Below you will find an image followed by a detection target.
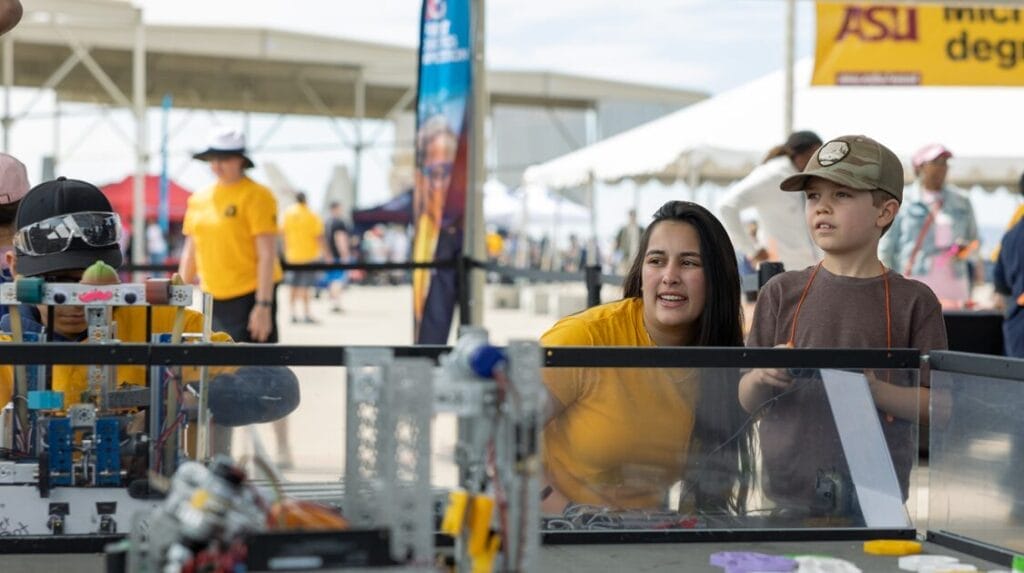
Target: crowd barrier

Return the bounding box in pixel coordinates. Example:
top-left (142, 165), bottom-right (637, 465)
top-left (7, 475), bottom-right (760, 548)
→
top-left (126, 258), bottom-right (1009, 357)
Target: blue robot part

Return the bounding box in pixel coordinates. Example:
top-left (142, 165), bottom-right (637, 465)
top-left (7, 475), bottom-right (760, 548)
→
top-left (27, 391), bottom-right (64, 410)
top-left (95, 418), bottom-right (121, 486)
top-left (47, 417), bottom-right (73, 486)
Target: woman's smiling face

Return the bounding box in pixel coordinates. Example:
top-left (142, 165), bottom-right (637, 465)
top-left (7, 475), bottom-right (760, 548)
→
top-left (641, 220), bottom-right (706, 347)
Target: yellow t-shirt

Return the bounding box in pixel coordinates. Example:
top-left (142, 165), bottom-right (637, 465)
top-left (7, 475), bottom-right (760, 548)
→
top-left (541, 297), bottom-right (699, 509)
top-left (485, 232), bottom-right (504, 258)
top-left (183, 177), bottom-right (284, 299)
top-left (281, 203), bottom-right (324, 264)
top-left (0, 306), bottom-right (232, 409)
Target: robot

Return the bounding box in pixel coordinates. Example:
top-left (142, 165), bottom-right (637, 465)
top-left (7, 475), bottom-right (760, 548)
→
top-left (0, 265), bottom-right (206, 536)
top-left (344, 328), bottom-right (544, 572)
top-left (121, 328), bottom-right (544, 572)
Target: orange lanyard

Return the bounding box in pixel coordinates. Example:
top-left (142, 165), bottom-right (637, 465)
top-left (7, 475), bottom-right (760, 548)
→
top-left (787, 261), bottom-right (892, 349)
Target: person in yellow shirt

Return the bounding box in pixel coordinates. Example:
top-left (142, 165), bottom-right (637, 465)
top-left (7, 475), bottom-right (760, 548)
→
top-left (0, 177), bottom-right (299, 429)
top-left (179, 128), bottom-right (283, 343)
top-left (281, 192), bottom-right (325, 324)
top-left (541, 201), bottom-right (754, 516)
top-left (485, 226), bottom-right (504, 262)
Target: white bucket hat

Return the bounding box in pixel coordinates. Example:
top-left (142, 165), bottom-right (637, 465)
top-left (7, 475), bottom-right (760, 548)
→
top-left (192, 127), bottom-right (255, 169)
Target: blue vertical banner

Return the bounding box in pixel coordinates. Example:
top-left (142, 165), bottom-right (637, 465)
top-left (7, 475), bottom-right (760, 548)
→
top-left (412, 0), bottom-right (472, 344)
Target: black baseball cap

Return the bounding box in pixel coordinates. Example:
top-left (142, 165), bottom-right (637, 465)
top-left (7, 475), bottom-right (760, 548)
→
top-left (13, 177), bottom-right (123, 277)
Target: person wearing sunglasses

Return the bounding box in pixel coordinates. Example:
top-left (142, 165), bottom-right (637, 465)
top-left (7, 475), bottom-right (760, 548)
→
top-left (411, 114), bottom-right (459, 343)
top-left (0, 177), bottom-right (299, 432)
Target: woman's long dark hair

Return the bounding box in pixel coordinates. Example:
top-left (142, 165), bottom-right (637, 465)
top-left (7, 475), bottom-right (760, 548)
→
top-left (763, 131), bottom-right (823, 165)
top-left (622, 201), bottom-right (743, 348)
top-left (622, 200), bottom-right (755, 514)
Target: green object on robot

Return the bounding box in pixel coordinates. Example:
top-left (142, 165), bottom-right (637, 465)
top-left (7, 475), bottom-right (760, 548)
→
top-left (81, 260), bottom-right (120, 285)
top-left (15, 276), bottom-right (44, 303)
top-left (1012, 554), bottom-right (1024, 571)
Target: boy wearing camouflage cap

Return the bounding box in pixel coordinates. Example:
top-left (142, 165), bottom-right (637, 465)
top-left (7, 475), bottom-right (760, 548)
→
top-left (738, 135), bottom-right (948, 515)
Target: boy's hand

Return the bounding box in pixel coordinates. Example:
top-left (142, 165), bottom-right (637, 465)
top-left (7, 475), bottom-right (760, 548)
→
top-left (739, 343), bottom-right (796, 413)
top-left (751, 343), bottom-right (795, 389)
top-left (752, 367), bottom-right (793, 390)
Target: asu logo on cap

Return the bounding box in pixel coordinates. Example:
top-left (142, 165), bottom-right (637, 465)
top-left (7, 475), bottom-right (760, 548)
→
top-left (816, 141), bottom-right (850, 166)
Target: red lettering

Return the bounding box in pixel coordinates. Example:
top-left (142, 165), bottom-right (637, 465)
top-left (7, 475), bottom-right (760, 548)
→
top-left (893, 7), bottom-right (917, 40)
top-left (836, 6), bottom-right (867, 42)
top-left (835, 5), bottom-right (918, 43)
top-left (863, 7), bottom-right (891, 40)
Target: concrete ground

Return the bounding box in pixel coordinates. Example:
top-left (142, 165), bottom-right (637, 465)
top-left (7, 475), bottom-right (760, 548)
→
top-left (239, 282), bottom-right (582, 484)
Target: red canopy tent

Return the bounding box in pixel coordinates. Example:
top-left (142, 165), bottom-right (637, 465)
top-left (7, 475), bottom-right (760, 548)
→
top-left (99, 175), bottom-right (192, 225)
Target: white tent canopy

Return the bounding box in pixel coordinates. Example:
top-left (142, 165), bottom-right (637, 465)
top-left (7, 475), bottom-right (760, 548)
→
top-left (484, 179), bottom-right (590, 230)
top-left (524, 60), bottom-right (1024, 191)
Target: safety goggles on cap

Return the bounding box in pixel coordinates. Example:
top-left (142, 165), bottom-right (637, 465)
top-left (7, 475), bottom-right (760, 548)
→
top-left (13, 211), bottom-right (122, 256)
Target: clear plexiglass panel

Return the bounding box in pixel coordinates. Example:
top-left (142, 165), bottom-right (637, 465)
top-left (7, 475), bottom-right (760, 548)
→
top-left (928, 368), bottom-right (1024, 552)
top-left (541, 365), bottom-right (920, 532)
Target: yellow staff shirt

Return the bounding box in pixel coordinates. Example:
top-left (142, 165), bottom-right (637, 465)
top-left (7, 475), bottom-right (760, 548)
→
top-left (541, 297), bottom-right (699, 509)
top-left (183, 177), bottom-right (284, 299)
top-left (281, 203), bottom-right (324, 264)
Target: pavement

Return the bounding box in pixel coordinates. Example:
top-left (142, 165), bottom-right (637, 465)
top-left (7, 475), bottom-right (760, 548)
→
top-left (235, 282), bottom-right (582, 485)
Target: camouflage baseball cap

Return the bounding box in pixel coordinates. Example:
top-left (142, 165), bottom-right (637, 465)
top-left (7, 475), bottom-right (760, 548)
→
top-left (779, 134), bottom-right (904, 203)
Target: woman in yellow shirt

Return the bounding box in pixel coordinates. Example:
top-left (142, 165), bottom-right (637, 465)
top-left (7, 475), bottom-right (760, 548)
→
top-left (541, 201), bottom-right (754, 515)
top-left (180, 128), bottom-right (283, 343)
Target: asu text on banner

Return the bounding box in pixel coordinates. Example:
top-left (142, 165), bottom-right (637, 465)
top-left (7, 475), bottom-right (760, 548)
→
top-left (813, 2), bottom-right (1024, 86)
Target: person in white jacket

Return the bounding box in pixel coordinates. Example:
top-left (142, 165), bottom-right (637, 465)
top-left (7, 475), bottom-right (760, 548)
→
top-left (718, 131), bottom-right (823, 272)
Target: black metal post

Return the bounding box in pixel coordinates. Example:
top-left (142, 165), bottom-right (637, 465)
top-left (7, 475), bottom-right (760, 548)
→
top-left (457, 255), bottom-right (472, 326)
top-left (585, 264), bottom-right (602, 308)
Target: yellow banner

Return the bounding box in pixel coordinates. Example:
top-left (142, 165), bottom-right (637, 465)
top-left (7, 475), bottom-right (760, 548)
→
top-left (813, 2), bottom-right (1024, 86)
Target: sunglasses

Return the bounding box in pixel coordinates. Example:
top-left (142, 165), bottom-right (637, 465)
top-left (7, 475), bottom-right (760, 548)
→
top-left (14, 211), bottom-right (122, 257)
top-left (421, 162), bottom-right (453, 181)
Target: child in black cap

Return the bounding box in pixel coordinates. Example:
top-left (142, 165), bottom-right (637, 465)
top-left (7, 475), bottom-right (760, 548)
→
top-left (0, 177), bottom-right (299, 428)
